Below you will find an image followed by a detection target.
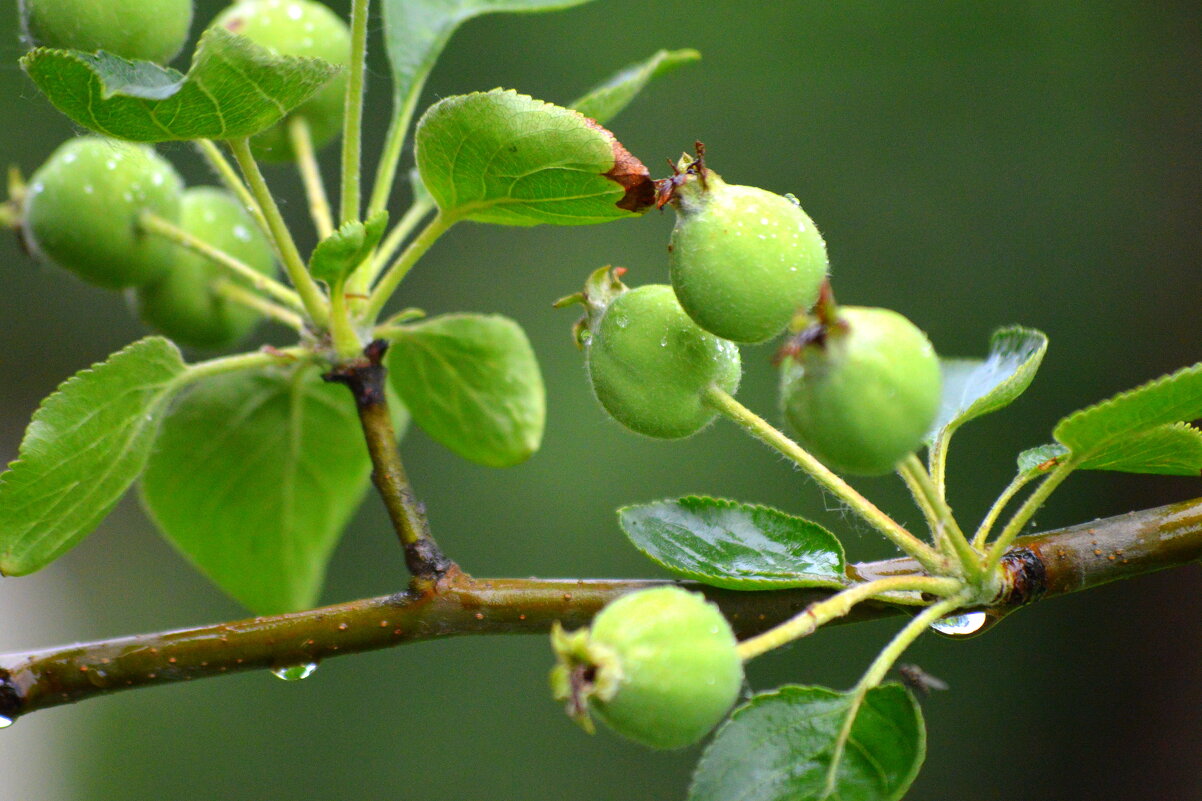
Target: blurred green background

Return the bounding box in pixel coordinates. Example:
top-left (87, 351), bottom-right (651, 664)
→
top-left (1, 1), bottom-right (1200, 798)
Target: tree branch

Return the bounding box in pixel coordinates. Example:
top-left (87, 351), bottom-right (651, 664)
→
top-left (2, 497), bottom-right (1200, 724)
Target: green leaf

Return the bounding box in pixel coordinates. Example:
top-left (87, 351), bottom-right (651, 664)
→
top-left (570, 49), bottom-right (701, 124)
top-left (1016, 443), bottom-right (1070, 476)
top-left (415, 89), bottom-right (655, 226)
top-left (690, 685), bottom-right (925, 801)
top-left (617, 497), bottom-right (847, 590)
top-left (928, 326), bottom-right (1047, 442)
top-left (140, 365), bottom-right (406, 614)
top-left (1054, 362), bottom-right (1202, 471)
top-left (21, 27), bottom-right (340, 142)
top-left (309, 210), bottom-right (389, 285)
top-left (0, 337), bottom-right (186, 575)
top-left (386, 314), bottom-right (544, 467)
top-left (381, 0), bottom-right (598, 135)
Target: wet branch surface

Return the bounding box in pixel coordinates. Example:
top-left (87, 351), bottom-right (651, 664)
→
top-left (2, 497), bottom-right (1201, 723)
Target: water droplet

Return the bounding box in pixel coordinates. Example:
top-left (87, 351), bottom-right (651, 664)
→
top-left (930, 611), bottom-right (987, 637)
top-left (0, 715), bottom-right (12, 729)
top-left (783, 193), bottom-right (801, 206)
top-left (271, 662), bottom-right (318, 682)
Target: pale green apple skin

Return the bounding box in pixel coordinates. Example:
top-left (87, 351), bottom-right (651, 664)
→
top-left (212, 0), bottom-right (350, 161)
top-left (587, 587), bottom-right (743, 750)
top-left (780, 306), bottom-right (941, 476)
top-left (136, 188), bottom-right (277, 349)
top-left (670, 178), bottom-right (829, 344)
top-left (21, 0), bottom-right (193, 64)
top-left (587, 284), bottom-right (741, 439)
top-left (24, 137), bottom-right (184, 289)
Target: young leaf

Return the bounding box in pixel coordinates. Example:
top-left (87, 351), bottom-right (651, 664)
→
top-left (690, 685), bottom-right (925, 801)
top-left (309, 210), bottom-right (389, 285)
top-left (928, 326), bottom-right (1047, 442)
top-left (0, 337), bottom-right (186, 576)
top-left (386, 314), bottom-right (545, 467)
top-left (21, 27), bottom-right (340, 142)
top-left (617, 497), bottom-right (847, 590)
top-left (415, 89), bottom-right (655, 225)
top-left (1054, 363), bottom-right (1202, 470)
top-left (1016, 443), bottom-right (1069, 476)
top-left (140, 365), bottom-right (406, 614)
top-left (570, 49), bottom-right (701, 124)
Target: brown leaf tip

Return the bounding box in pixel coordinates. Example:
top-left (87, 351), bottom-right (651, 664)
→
top-left (580, 117), bottom-right (656, 213)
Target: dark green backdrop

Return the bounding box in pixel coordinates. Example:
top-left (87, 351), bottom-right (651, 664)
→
top-left (0, 1), bottom-right (1199, 799)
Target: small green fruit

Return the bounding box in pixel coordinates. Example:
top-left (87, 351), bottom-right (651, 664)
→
top-left (779, 306), bottom-right (941, 475)
top-left (24, 136), bottom-right (184, 289)
top-left (211, 0), bottom-right (351, 161)
top-left (582, 276), bottom-right (741, 439)
top-left (135, 187), bottom-right (277, 349)
top-left (667, 161), bottom-right (829, 344)
top-left (550, 586), bottom-right (744, 750)
top-left (21, 0), bottom-right (193, 64)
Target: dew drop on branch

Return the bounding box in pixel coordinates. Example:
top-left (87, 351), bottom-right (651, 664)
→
top-left (271, 663), bottom-right (318, 682)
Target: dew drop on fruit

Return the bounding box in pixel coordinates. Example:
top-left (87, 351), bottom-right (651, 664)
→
top-left (783, 193), bottom-right (801, 206)
top-left (271, 662), bottom-right (318, 682)
top-left (929, 611), bottom-right (986, 637)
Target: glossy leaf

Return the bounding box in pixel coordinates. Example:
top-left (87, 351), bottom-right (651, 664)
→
top-left (386, 313), bottom-right (544, 467)
top-left (415, 89), bottom-right (654, 225)
top-left (690, 684), bottom-right (925, 801)
top-left (571, 49), bottom-right (701, 124)
top-left (618, 497), bottom-right (846, 590)
top-left (928, 326), bottom-right (1047, 442)
top-left (1074, 423), bottom-right (1202, 475)
top-left (309, 210), bottom-right (388, 285)
top-left (0, 337), bottom-right (186, 575)
top-left (21, 27), bottom-right (340, 142)
top-left (140, 365), bottom-right (406, 613)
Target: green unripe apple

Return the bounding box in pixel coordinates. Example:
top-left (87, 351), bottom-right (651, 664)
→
top-left (211, 0), bottom-right (351, 161)
top-left (668, 166), bottom-right (829, 344)
top-left (23, 136), bottom-right (184, 289)
top-left (586, 282), bottom-right (741, 439)
top-left (550, 586), bottom-right (744, 750)
top-left (20, 0), bottom-right (193, 64)
top-left (135, 187), bottom-right (277, 349)
top-left (779, 306), bottom-right (941, 476)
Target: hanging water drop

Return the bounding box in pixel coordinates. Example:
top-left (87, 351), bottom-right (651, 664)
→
top-left (930, 611), bottom-right (987, 637)
top-left (783, 192), bottom-right (801, 206)
top-left (0, 715), bottom-right (13, 729)
top-left (271, 662), bottom-right (318, 682)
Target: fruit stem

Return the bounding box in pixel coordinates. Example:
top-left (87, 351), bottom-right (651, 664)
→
top-left (823, 590), bottom-right (971, 797)
top-left (703, 386), bottom-right (946, 575)
top-left (228, 138), bottom-right (330, 327)
top-left (972, 469), bottom-right (1040, 548)
top-left (362, 211), bottom-right (455, 323)
top-left (735, 575), bottom-right (962, 661)
top-left (288, 117), bottom-right (335, 240)
top-left (194, 139), bottom-right (271, 241)
top-left (985, 458), bottom-right (1077, 568)
top-left (340, 0), bottom-right (371, 225)
top-left (138, 212), bottom-right (305, 312)
top-left (213, 280), bottom-right (305, 332)
top-left (897, 454), bottom-right (985, 586)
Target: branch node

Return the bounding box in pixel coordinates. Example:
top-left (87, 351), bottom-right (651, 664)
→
top-left (0, 671), bottom-right (21, 723)
top-left (997, 548), bottom-right (1048, 606)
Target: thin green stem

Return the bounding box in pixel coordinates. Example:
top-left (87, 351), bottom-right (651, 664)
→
top-left (195, 139), bottom-right (270, 239)
top-left (927, 427), bottom-right (956, 501)
top-left (897, 454), bottom-right (985, 586)
top-left (896, 454), bottom-right (948, 553)
top-left (358, 196), bottom-right (435, 290)
top-left (824, 591), bottom-right (970, 797)
top-left (973, 470), bottom-right (1040, 549)
top-left (289, 117), bottom-right (334, 239)
top-left (139, 212), bottom-right (304, 311)
top-left (172, 346), bottom-right (308, 390)
top-left (228, 139), bottom-right (329, 326)
top-left (340, 0), bottom-right (370, 224)
top-left (986, 459), bottom-right (1076, 567)
top-left (736, 575), bottom-right (962, 661)
top-left (367, 90), bottom-right (424, 219)
top-left (213, 280), bottom-right (305, 332)
top-left (703, 387), bottom-right (945, 575)
top-left (362, 212), bottom-right (455, 323)
top-left (328, 284), bottom-right (364, 360)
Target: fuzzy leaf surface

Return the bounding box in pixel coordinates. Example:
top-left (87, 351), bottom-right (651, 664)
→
top-left (690, 684), bottom-right (925, 801)
top-left (0, 337), bottom-right (185, 575)
top-left (309, 210), bottom-right (388, 284)
top-left (415, 89), bottom-right (653, 225)
top-left (21, 27), bottom-right (339, 142)
top-left (1016, 443), bottom-right (1070, 476)
top-left (618, 497), bottom-right (847, 589)
top-left (387, 314), bottom-right (544, 467)
top-left (141, 365), bottom-right (405, 614)
top-left (570, 48), bottom-right (700, 124)
top-left (928, 326), bottom-right (1047, 442)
